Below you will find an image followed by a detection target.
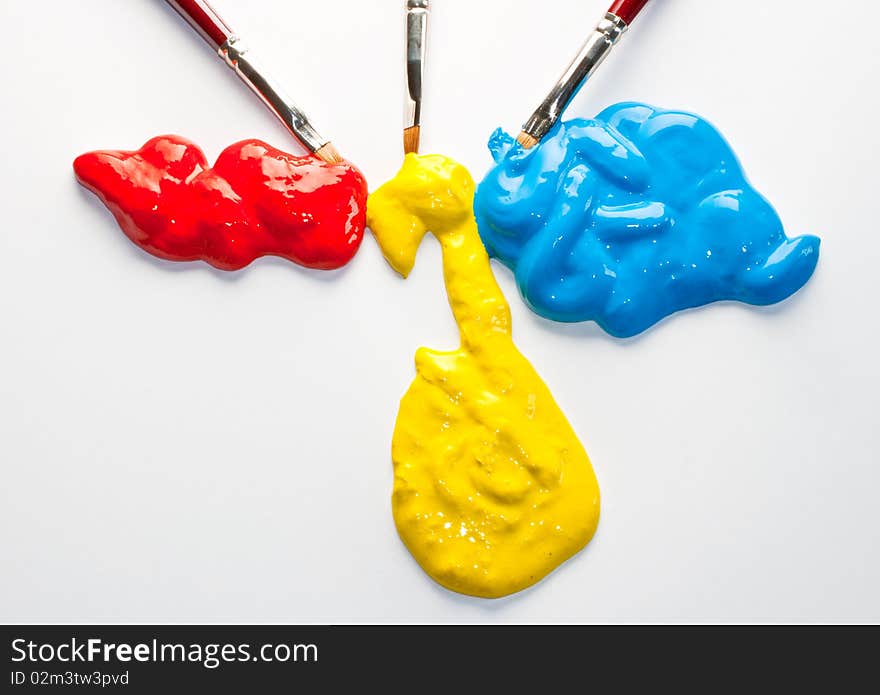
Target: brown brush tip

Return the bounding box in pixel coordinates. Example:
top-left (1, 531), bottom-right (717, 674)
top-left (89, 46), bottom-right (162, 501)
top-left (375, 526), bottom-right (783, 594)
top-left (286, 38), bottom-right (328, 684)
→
top-left (403, 125), bottom-right (421, 155)
top-left (314, 142), bottom-right (343, 164)
top-left (516, 131), bottom-right (539, 149)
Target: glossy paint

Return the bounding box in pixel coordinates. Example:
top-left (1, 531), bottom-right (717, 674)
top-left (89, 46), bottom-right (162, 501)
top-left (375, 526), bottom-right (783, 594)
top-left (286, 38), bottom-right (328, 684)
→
top-left (74, 136), bottom-right (367, 271)
top-left (475, 102), bottom-right (821, 338)
top-left (367, 153), bottom-right (600, 599)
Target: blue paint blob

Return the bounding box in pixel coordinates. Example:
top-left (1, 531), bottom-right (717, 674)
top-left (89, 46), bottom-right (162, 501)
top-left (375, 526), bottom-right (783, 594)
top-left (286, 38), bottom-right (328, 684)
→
top-left (474, 102), bottom-right (820, 338)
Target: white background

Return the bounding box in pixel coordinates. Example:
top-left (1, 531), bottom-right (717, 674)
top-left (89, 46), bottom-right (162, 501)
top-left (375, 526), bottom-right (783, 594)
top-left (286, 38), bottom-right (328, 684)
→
top-left (1, 0), bottom-right (878, 623)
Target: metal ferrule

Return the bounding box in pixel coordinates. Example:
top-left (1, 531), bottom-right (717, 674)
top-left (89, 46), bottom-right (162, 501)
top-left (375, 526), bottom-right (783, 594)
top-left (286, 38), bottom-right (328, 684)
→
top-left (522, 12), bottom-right (628, 142)
top-left (405, 0), bottom-right (429, 129)
top-left (219, 36), bottom-right (326, 153)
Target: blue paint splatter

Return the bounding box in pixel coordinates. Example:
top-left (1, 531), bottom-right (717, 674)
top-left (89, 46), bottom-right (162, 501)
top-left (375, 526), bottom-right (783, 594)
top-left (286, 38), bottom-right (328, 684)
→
top-left (474, 102), bottom-right (820, 338)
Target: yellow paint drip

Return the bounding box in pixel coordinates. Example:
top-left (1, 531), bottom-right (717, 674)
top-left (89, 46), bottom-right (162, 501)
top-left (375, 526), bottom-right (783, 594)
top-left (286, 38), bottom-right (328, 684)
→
top-left (367, 154), bottom-right (600, 599)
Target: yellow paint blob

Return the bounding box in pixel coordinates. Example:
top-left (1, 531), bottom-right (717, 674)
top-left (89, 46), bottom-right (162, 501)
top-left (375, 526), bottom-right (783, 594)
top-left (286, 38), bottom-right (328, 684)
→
top-left (367, 153), bottom-right (600, 598)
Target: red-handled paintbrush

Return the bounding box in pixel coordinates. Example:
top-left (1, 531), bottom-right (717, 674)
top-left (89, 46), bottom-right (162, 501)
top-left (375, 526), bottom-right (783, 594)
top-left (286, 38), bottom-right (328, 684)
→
top-left (165, 0), bottom-right (342, 163)
top-left (517, 0), bottom-right (651, 149)
top-left (608, 0), bottom-right (650, 26)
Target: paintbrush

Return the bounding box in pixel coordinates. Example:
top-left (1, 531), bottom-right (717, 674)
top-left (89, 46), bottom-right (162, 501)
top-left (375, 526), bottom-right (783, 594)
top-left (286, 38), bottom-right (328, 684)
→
top-left (404, 0), bottom-right (430, 154)
top-left (165, 0), bottom-right (342, 164)
top-left (517, 0), bottom-right (651, 149)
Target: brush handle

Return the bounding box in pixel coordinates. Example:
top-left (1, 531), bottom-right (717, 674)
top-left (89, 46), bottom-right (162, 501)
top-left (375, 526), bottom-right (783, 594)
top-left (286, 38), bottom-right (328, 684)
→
top-left (607, 0), bottom-right (650, 26)
top-left (163, 0), bottom-right (328, 154)
top-left (405, 0), bottom-right (429, 130)
top-left (166, 0), bottom-right (233, 50)
top-left (521, 1), bottom-right (647, 144)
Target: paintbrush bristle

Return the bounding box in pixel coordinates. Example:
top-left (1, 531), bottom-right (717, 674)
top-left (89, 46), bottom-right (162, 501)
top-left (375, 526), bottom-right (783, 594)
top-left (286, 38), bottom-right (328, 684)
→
top-left (516, 131), bottom-right (539, 149)
top-left (314, 142), bottom-right (343, 164)
top-left (403, 126), bottom-right (421, 155)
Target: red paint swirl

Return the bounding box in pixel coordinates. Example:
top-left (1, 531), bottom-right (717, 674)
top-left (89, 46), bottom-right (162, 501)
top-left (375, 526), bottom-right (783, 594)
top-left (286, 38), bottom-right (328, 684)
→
top-left (74, 136), bottom-right (368, 271)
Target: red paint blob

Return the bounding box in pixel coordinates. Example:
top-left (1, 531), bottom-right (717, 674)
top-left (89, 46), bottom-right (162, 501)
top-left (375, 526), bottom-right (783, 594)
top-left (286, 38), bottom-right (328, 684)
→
top-left (74, 136), bottom-right (368, 271)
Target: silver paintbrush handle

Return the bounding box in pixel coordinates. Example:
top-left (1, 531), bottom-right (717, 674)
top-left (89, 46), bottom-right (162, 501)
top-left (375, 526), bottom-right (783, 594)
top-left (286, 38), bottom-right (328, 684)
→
top-left (521, 12), bottom-right (628, 143)
top-left (405, 0), bottom-right (430, 129)
top-left (219, 36), bottom-right (327, 154)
